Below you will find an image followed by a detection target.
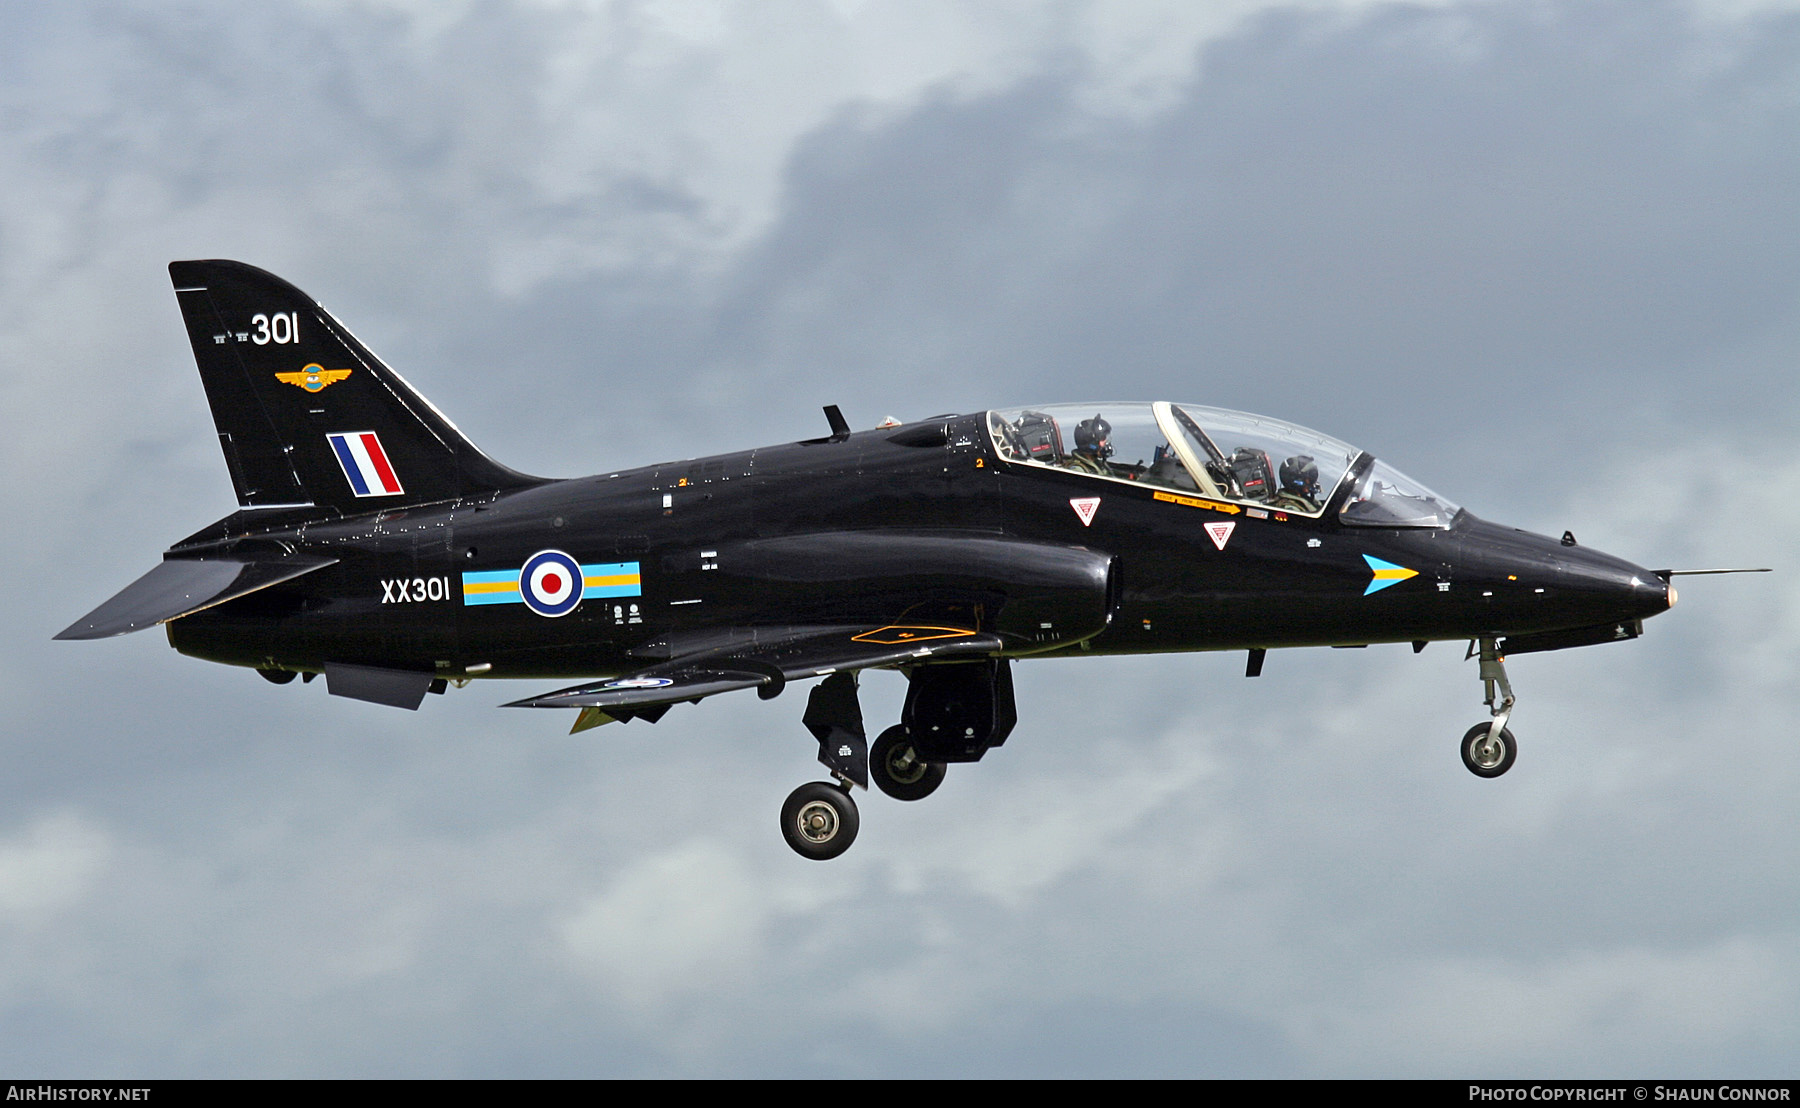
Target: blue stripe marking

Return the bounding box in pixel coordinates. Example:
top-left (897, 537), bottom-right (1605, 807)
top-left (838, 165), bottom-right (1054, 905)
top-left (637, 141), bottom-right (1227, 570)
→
top-left (327, 434), bottom-right (370, 496)
top-left (461, 568), bottom-right (518, 607)
top-left (581, 562), bottom-right (636, 576)
top-left (580, 562), bottom-right (642, 600)
top-left (461, 570), bottom-right (517, 584)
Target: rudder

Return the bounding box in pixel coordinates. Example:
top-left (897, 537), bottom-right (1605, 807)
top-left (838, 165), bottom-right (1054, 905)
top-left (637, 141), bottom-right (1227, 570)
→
top-left (169, 259), bottom-right (539, 512)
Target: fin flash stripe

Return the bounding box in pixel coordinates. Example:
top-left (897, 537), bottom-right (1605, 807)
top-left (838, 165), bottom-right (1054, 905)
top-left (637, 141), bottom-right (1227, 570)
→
top-left (327, 431), bottom-right (403, 497)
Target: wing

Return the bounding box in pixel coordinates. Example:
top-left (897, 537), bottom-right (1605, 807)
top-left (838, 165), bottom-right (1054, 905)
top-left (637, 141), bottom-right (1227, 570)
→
top-left (503, 623), bottom-right (1003, 729)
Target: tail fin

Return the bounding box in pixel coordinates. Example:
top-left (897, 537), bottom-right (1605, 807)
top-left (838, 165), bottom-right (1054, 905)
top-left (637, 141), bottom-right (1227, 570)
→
top-left (168, 259), bottom-right (540, 512)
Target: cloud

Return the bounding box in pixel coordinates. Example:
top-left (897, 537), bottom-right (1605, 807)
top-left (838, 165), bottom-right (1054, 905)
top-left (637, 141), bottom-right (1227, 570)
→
top-left (558, 838), bottom-right (843, 1011)
top-left (1300, 938), bottom-right (1800, 1075)
top-left (0, 813), bottom-right (111, 924)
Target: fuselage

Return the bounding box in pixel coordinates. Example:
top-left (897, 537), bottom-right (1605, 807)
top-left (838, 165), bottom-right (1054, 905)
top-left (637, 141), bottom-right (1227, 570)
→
top-left (56, 260), bottom-right (1691, 861)
top-left (167, 409), bottom-right (1672, 681)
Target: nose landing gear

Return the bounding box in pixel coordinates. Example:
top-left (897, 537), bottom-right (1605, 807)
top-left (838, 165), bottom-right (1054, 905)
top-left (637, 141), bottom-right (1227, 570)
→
top-left (780, 780), bottom-right (860, 860)
top-left (1462, 637), bottom-right (1518, 778)
top-left (1461, 721), bottom-right (1517, 777)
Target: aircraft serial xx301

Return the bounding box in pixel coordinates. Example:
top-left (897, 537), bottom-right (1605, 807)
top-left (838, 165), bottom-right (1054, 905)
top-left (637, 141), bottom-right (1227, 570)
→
top-left (59, 261), bottom-right (1758, 859)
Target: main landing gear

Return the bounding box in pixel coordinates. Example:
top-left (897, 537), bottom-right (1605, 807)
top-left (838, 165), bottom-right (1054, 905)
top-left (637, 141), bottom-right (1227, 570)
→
top-left (778, 661), bottom-right (1014, 860)
top-left (778, 671), bottom-right (869, 860)
top-left (1462, 636), bottom-right (1518, 778)
top-left (870, 726), bottom-right (946, 801)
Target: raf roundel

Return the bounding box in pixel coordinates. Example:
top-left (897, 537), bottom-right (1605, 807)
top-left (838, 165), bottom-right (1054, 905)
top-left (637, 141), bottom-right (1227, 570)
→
top-left (519, 549), bottom-right (584, 617)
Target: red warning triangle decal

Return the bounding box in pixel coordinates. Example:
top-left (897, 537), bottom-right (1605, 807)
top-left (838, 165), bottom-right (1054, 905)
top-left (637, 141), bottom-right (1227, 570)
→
top-left (1204, 520), bottom-right (1235, 550)
top-left (1069, 497), bottom-right (1101, 526)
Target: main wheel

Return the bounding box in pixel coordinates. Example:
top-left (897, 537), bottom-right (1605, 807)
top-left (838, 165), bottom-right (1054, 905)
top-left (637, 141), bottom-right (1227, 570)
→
top-left (1461, 722), bottom-right (1517, 778)
top-left (870, 725), bottom-right (947, 802)
top-left (780, 782), bottom-right (860, 860)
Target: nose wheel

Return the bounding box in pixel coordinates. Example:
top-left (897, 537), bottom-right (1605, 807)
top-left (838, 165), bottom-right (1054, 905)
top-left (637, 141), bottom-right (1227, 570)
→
top-left (1461, 722), bottom-right (1517, 777)
top-left (780, 781), bottom-right (860, 860)
top-left (1462, 637), bottom-right (1518, 778)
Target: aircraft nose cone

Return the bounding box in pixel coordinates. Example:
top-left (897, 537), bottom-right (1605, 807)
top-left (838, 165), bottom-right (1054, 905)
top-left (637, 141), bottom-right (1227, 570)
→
top-left (1452, 515), bottom-right (1672, 629)
top-left (1560, 547), bottom-right (1673, 622)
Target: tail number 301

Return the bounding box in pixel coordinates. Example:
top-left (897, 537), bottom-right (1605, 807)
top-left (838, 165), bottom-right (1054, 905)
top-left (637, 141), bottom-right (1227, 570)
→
top-left (251, 312), bottom-right (300, 344)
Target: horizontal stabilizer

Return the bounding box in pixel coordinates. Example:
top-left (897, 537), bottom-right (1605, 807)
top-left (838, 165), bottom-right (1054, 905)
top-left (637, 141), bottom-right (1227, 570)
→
top-left (55, 552), bottom-right (336, 640)
top-left (505, 625), bottom-right (1004, 712)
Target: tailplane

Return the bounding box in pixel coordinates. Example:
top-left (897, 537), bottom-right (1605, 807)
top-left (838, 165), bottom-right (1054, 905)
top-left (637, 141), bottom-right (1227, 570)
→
top-left (168, 260), bottom-right (539, 512)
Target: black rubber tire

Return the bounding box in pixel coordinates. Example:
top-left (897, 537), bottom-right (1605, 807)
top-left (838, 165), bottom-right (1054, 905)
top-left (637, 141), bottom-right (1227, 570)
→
top-left (1461, 723), bottom-right (1517, 778)
top-left (870, 725), bottom-right (947, 802)
top-left (257, 667), bottom-right (297, 685)
top-left (780, 781), bottom-right (860, 860)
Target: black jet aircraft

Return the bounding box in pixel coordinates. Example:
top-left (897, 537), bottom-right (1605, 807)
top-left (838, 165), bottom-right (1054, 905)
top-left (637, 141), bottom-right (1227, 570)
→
top-left (59, 261), bottom-right (1758, 860)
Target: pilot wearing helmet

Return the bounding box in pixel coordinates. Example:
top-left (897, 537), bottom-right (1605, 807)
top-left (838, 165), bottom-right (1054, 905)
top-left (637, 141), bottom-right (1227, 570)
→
top-left (1272, 454), bottom-right (1321, 512)
top-left (1063, 415), bottom-right (1113, 476)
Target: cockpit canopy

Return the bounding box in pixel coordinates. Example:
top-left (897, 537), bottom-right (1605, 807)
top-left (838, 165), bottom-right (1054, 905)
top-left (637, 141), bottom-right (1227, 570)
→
top-left (986, 402), bottom-right (1460, 528)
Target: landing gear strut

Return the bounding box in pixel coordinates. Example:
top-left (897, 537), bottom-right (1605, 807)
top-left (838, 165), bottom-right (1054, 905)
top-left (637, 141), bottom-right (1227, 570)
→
top-left (779, 672), bottom-right (867, 860)
top-left (1462, 637), bottom-right (1518, 778)
top-left (777, 661), bottom-right (1014, 859)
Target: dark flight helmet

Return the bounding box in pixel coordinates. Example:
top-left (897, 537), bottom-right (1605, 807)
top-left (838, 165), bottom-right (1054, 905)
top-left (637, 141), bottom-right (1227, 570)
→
top-left (1074, 415), bottom-right (1112, 459)
top-left (1280, 454), bottom-right (1320, 498)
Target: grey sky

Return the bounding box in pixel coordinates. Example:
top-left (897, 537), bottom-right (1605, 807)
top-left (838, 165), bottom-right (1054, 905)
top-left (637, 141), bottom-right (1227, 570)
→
top-left (3, 0), bottom-right (1797, 1077)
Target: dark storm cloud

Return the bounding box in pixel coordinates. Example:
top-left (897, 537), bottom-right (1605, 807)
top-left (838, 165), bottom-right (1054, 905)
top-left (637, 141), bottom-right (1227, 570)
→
top-left (468, 0), bottom-right (1800, 502)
